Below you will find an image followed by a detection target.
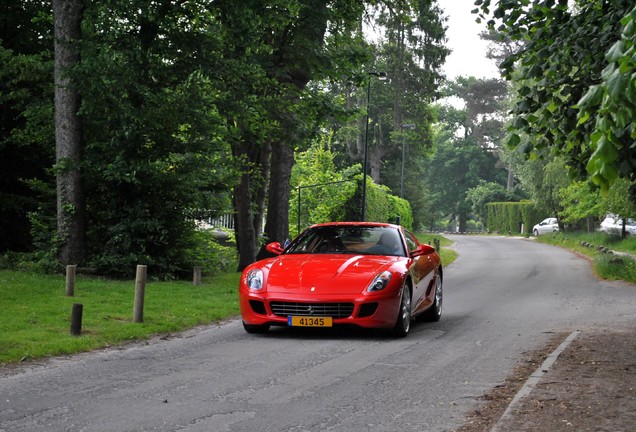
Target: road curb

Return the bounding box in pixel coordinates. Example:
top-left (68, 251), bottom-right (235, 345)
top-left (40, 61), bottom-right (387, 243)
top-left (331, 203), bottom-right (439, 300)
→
top-left (490, 330), bottom-right (581, 432)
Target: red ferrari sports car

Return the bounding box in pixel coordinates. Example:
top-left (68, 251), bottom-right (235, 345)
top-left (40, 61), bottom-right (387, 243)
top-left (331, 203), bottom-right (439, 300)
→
top-left (239, 222), bottom-right (443, 337)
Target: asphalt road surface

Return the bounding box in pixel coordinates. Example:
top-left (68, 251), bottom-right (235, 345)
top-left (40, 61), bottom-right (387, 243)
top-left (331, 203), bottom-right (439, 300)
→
top-left (1, 235), bottom-right (635, 432)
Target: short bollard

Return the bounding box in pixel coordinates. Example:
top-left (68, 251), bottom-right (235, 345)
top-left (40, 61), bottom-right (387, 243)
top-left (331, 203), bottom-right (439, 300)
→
top-left (193, 266), bottom-right (202, 286)
top-left (70, 303), bottom-right (83, 336)
top-left (133, 265), bottom-right (147, 323)
top-left (66, 265), bottom-right (77, 297)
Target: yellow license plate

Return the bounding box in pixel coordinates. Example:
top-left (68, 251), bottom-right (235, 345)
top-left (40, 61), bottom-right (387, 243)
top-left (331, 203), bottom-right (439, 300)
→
top-left (288, 316), bottom-right (333, 327)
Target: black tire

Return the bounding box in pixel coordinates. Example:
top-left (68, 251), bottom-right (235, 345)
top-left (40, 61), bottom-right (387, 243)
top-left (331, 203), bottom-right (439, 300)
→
top-left (419, 272), bottom-right (442, 322)
top-left (242, 321), bottom-right (270, 334)
top-left (391, 284), bottom-right (411, 338)
top-left (533, 229), bottom-right (539, 236)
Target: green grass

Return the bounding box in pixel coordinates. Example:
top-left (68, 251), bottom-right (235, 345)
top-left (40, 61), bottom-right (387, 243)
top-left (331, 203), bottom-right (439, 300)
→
top-left (0, 270), bottom-right (240, 364)
top-left (416, 232), bottom-right (458, 267)
top-left (535, 231), bottom-right (636, 283)
top-left (0, 235), bottom-right (457, 365)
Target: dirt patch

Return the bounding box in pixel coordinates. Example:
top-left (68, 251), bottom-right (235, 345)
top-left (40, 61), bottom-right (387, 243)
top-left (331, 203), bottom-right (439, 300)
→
top-left (453, 326), bottom-right (636, 432)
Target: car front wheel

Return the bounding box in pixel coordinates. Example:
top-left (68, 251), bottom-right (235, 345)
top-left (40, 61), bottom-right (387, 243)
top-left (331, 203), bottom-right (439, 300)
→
top-left (391, 284), bottom-right (411, 338)
top-left (419, 273), bottom-right (443, 322)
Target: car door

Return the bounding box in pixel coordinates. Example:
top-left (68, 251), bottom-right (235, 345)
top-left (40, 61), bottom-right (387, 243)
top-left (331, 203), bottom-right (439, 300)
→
top-left (404, 230), bottom-right (436, 314)
top-left (539, 218), bottom-right (553, 234)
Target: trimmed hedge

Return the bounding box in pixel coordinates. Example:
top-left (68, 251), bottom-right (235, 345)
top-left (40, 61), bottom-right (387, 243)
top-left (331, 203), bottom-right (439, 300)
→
top-left (486, 201), bottom-right (544, 235)
top-left (340, 176), bottom-right (413, 230)
top-left (293, 175), bottom-right (414, 233)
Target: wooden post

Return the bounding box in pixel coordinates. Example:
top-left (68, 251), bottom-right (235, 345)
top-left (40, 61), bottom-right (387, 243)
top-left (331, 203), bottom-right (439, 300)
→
top-left (70, 303), bottom-right (83, 336)
top-left (133, 265), bottom-right (147, 323)
top-left (66, 265), bottom-right (77, 296)
top-left (193, 266), bottom-right (202, 286)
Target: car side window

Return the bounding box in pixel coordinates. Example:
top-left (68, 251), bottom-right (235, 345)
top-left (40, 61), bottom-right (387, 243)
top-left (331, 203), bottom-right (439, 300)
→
top-left (403, 230), bottom-right (417, 253)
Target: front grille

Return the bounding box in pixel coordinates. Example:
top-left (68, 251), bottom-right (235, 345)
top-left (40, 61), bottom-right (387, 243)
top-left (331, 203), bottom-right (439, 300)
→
top-left (270, 302), bottom-right (354, 318)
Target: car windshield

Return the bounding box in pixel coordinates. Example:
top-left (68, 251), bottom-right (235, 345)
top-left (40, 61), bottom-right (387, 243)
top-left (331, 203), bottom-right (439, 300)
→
top-left (286, 226), bottom-right (406, 257)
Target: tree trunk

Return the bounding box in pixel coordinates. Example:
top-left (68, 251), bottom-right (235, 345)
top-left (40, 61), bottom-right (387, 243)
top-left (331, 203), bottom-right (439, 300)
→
top-left (256, 142), bottom-right (294, 260)
top-left (253, 142), bottom-right (271, 241)
top-left (232, 139), bottom-right (269, 271)
top-left (458, 211), bottom-right (468, 233)
top-left (234, 172), bottom-right (258, 271)
top-left (53, 0), bottom-right (86, 266)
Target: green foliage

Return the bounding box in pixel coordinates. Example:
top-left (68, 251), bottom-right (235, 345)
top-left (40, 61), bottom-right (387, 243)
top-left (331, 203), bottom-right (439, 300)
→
top-left (486, 201), bottom-right (543, 235)
top-left (0, 1), bottom-right (55, 253)
top-left (558, 180), bottom-right (603, 225)
top-left (363, 179), bottom-right (391, 223)
top-left (182, 228), bottom-right (237, 276)
top-left (3, 0), bottom-right (448, 274)
top-left (290, 138), bottom-right (413, 235)
top-left (578, 6), bottom-right (636, 192)
top-left (423, 109), bottom-right (507, 231)
top-left (71, 2), bottom-right (235, 277)
top-left (604, 177), bottom-right (636, 220)
top-left (387, 195), bottom-right (413, 230)
top-left (595, 254), bottom-right (636, 283)
top-left (290, 137), bottom-right (360, 236)
top-left (515, 154), bottom-right (571, 217)
top-left (466, 181), bottom-right (519, 225)
top-left (477, 0), bottom-right (636, 195)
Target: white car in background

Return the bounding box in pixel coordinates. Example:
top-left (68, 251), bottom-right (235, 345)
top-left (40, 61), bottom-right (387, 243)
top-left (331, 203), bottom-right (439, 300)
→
top-left (600, 215), bottom-right (636, 236)
top-left (532, 218), bottom-right (559, 236)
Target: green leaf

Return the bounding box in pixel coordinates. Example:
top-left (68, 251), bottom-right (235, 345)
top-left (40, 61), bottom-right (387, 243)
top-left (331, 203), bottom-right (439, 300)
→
top-left (507, 133), bottom-right (521, 147)
top-left (577, 111), bottom-right (591, 125)
top-left (606, 68), bottom-right (629, 99)
top-left (577, 85), bottom-right (604, 108)
top-left (606, 41), bottom-right (625, 62)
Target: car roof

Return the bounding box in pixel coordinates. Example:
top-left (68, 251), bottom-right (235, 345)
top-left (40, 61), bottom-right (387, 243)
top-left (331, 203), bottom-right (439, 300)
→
top-left (308, 221), bottom-right (400, 229)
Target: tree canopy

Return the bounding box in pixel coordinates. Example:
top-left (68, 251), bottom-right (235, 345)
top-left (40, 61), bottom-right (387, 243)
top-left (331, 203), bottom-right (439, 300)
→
top-left (476, 0), bottom-right (636, 194)
top-left (1, 0), bottom-right (452, 275)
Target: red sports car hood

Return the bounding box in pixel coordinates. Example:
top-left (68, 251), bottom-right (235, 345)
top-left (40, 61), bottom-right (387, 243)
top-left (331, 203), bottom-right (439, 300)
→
top-left (263, 254), bottom-right (402, 294)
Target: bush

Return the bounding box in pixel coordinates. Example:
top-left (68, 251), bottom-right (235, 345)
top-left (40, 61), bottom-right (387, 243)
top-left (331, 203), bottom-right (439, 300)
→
top-left (184, 228), bottom-right (237, 275)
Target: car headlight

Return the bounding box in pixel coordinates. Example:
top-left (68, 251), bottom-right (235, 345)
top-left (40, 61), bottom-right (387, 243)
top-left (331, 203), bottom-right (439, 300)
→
top-left (367, 271), bottom-right (392, 292)
top-left (246, 269), bottom-right (264, 290)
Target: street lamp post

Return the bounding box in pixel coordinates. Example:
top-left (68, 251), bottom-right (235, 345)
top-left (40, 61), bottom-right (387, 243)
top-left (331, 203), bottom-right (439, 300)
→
top-left (400, 123), bottom-right (416, 198)
top-left (361, 71), bottom-right (387, 222)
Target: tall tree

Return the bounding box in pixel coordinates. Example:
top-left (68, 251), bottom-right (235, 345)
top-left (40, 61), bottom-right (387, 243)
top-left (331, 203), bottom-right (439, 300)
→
top-left (257, 0), bottom-right (334, 261)
top-left (76, 0), bottom-right (233, 276)
top-left (53, 0), bottom-right (86, 265)
top-left (218, 0), bottom-right (370, 267)
top-left (355, 0), bottom-right (449, 186)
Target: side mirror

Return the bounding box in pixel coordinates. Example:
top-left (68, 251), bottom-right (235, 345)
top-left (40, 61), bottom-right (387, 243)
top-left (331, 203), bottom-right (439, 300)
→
top-left (266, 242), bottom-right (284, 255)
top-left (411, 244), bottom-right (436, 258)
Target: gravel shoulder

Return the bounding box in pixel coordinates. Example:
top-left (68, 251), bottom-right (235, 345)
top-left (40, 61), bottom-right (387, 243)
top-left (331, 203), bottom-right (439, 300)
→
top-left (453, 324), bottom-right (636, 432)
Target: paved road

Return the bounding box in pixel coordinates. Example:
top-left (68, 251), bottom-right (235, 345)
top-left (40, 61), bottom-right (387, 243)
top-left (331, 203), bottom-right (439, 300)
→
top-left (1, 236), bottom-right (635, 432)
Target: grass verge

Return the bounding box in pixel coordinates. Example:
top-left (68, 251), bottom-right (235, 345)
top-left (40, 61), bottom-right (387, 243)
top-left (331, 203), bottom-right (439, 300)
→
top-left (0, 271), bottom-right (240, 364)
top-left (535, 231), bottom-right (636, 283)
top-left (417, 232), bottom-right (457, 268)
